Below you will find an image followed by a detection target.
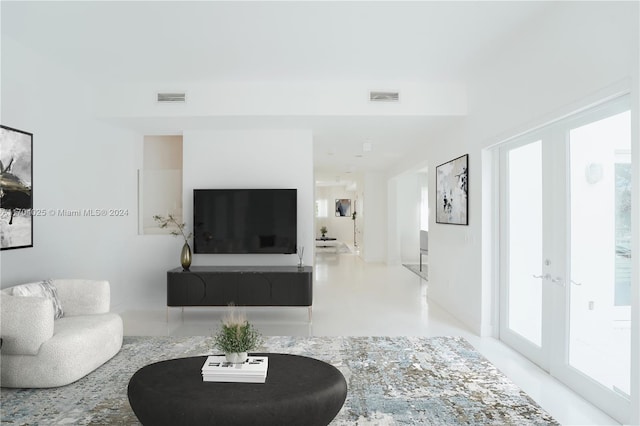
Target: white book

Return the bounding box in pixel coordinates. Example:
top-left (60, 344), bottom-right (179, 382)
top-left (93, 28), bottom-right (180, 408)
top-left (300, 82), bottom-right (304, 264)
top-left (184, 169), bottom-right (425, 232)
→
top-left (202, 373), bottom-right (266, 383)
top-left (201, 356), bottom-right (268, 383)
top-left (202, 372), bottom-right (266, 378)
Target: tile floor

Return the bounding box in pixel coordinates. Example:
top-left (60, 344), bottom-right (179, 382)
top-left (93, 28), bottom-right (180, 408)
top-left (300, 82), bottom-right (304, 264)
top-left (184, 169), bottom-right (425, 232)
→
top-left (119, 251), bottom-right (618, 425)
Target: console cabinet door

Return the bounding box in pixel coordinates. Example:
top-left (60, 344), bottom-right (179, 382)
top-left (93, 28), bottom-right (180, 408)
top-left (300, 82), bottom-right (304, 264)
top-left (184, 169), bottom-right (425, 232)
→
top-left (271, 273), bottom-right (312, 306)
top-left (200, 272), bottom-right (237, 305)
top-left (167, 272), bottom-right (189, 306)
top-left (168, 272), bottom-right (238, 305)
top-left (237, 273), bottom-right (272, 305)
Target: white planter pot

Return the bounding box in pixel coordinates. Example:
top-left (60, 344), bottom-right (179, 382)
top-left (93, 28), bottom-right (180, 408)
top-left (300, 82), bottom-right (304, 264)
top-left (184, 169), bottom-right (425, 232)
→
top-left (225, 352), bottom-right (248, 364)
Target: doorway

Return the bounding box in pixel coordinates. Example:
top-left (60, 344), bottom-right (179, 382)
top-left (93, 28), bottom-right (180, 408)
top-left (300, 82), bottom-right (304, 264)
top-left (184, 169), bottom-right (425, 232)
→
top-left (498, 95), bottom-right (632, 423)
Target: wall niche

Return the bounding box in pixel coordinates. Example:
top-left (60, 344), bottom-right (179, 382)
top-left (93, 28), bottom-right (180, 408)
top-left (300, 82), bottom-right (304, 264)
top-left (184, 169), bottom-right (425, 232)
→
top-left (139, 135), bottom-right (183, 235)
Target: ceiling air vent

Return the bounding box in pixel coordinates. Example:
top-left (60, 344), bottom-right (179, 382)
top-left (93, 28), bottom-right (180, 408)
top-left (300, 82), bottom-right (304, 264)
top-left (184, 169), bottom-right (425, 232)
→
top-left (157, 92), bottom-right (186, 103)
top-left (369, 91), bottom-right (399, 102)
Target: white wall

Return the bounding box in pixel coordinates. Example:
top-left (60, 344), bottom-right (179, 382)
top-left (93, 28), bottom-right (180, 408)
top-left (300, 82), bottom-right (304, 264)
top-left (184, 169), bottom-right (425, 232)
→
top-left (401, 2), bottom-right (639, 336)
top-left (386, 178), bottom-right (400, 265)
top-left (0, 37), bottom-right (180, 309)
top-left (362, 172), bottom-right (387, 262)
top-left (387, 172), bottom-right (421, 265)
top-left (418, 171), bottom-right (429, 231)
top-left (95, 80), bottom-right (467, 119)
top-left (182, 129), bottom-right (314, 268)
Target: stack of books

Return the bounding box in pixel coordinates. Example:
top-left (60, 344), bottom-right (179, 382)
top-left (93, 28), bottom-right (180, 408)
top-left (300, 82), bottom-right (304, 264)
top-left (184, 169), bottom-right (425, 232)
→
top-left (201, 355), bottom-right (269, 383)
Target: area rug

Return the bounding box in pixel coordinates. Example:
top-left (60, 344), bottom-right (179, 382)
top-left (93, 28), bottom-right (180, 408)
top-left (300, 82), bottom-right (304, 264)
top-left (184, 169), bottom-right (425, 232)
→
top-left (403, 263), bottom-right (428, 280)
top-left (1, 336), bottom-right (557, 425)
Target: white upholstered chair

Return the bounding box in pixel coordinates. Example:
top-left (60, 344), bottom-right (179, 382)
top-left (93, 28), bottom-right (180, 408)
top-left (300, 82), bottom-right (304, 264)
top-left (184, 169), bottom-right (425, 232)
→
top-left (0, 279), bottom-right (123, 388)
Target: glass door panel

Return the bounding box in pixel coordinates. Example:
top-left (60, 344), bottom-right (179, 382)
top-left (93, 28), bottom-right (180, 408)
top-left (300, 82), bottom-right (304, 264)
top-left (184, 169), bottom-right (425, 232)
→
top-left (507, 141), bottom-right (543, 346)
top-left (568, 110), bottom-right (631, 398)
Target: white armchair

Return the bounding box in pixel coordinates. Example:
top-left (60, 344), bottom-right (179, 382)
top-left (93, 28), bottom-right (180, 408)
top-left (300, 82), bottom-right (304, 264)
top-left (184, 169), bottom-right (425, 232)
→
top-left (1, 279), bottom-right (123, 388)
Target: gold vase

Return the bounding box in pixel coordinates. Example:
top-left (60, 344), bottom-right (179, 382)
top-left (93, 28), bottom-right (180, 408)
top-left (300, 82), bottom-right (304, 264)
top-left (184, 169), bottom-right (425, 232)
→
top-left (181, 242), bottom-right (192, 271)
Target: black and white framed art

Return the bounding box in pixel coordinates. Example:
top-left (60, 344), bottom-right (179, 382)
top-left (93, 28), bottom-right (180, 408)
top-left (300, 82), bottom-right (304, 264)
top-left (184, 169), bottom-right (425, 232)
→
top-left (436, 154), bottom-right (468, 225)
top-left (1, 125), bottom-right (33, 250)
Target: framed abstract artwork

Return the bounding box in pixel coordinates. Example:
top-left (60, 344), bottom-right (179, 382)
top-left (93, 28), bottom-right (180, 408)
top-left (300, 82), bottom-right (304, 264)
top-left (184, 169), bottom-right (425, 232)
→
top-left (1, 125), bottom-right (33, 250)
top-left (335, 199), bottom-right (351, 217)
top-left (436, 154), bottom-right (468, 225)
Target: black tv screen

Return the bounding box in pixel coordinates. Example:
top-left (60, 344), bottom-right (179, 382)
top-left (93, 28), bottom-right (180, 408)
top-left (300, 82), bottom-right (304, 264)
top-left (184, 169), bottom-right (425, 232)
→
top-left (193, 189), bottom-right (297, 254)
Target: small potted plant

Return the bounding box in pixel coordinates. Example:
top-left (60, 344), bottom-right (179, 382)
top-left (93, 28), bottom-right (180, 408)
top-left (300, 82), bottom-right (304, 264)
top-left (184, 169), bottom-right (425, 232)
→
top-left (213, 308), bottom-right (263, 364)
top-left (320, 226), bottom-right (328, 238)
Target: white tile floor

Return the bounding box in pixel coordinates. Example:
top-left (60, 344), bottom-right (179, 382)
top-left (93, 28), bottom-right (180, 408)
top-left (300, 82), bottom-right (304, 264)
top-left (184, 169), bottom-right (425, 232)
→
top-left (119, 251), bottom-right (619, 425)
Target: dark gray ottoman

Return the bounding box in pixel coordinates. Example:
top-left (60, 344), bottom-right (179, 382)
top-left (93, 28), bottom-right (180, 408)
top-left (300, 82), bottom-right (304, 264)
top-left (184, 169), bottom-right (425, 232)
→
top-left (127, 353), bottom-right (347, 426)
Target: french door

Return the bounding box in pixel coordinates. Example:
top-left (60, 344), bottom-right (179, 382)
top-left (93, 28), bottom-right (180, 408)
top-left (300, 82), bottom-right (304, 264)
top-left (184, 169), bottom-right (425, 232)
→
top-left (499, 95), bottom-right (631, 423)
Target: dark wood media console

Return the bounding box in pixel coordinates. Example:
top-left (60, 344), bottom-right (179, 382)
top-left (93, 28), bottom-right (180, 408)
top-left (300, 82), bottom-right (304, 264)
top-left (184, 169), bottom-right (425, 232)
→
top-left (166, 265), bottom-right (313, 321)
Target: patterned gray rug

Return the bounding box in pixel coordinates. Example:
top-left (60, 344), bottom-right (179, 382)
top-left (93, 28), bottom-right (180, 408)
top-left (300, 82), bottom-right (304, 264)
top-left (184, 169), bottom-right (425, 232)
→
top-left (403, 263), bottom-right (428, 280)
top-left (1, 336), bottom-right (557, 425)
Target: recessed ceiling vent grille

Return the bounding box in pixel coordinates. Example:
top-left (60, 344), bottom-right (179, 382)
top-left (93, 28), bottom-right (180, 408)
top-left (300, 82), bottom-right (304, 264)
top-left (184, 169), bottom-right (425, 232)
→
top-left (157, 92), bottom-right (186, 103)
top-left (369, 91), bottom-right (399, 102)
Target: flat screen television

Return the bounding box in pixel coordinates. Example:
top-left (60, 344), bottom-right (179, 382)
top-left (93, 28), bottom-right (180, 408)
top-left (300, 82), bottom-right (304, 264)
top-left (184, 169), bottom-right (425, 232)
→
top-left (193, 189), bottom-right (297, 254)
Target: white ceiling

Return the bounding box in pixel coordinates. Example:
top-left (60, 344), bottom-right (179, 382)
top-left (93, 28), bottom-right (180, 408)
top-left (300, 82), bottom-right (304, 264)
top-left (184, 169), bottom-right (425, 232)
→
top-left (2, 1), bottom-right (552, 182)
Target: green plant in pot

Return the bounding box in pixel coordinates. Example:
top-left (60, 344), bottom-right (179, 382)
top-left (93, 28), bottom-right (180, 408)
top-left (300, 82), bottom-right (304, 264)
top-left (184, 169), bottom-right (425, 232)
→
top-left (213, 308), bottom-right (263, 364)
top-left (153, 214), bottom-right (193, 271)
top-left (320, 226), bottom-right (328, 238)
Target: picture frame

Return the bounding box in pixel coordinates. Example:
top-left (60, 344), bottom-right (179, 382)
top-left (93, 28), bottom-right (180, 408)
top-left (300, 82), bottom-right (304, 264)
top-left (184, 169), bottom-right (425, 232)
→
top-left (436, 154), bottom-right (468, 225)
top-left (1, 125), bottom-right (33, 250)
top-left (335, 199), bottom-right (351, 217)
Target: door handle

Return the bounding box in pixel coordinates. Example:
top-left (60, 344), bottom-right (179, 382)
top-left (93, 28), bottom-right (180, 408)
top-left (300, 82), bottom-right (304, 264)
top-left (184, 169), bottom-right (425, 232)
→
top-left (550, 276), bottom-right (564, 286)
top-left (532, 274), bottom-right (565, 286)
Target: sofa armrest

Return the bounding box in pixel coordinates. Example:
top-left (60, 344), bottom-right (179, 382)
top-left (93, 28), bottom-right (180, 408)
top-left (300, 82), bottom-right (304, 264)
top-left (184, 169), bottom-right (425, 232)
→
top-left (0, 294), bottom-right (54, 355)
top-left (53, 279), bottom-right (111, 316)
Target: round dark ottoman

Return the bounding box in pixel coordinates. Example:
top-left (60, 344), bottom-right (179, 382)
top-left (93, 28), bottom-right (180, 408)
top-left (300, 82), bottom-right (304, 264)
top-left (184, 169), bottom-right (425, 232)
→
top-left (127, 353), bottom-right (347, 426)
